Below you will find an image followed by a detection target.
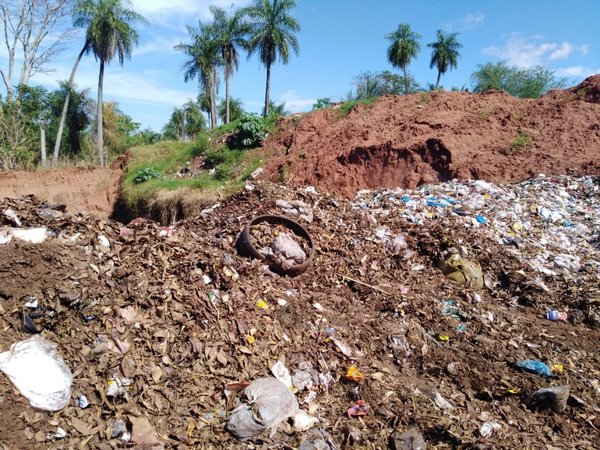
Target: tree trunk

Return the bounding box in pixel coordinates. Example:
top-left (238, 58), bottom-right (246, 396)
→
top-left (403, 66), bottom-right (408, 95)
top-left (53, 42), bottom-right (88, 165)
top-left (209, 75), bottom-right (217, 129)
top-left (435, 70), bottom-right (442, 89)
top-left (40, 122), bottom-right (46, 167)
top-left (264, 61), bottom-right (271, 117)
top-left (97, 60), bottom-right (105, 167)
top-left (225, 68), bottom-right (230, 124)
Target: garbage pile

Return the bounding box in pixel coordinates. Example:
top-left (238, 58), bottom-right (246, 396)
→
top-left (0, 176), bottom-right (599, 449)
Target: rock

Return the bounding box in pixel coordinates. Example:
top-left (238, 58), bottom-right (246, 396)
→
top-left (524, 385), bottom-right (570, 412)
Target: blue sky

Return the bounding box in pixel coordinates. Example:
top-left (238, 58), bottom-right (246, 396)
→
top-left (22, 0), bottom-right (600, 131)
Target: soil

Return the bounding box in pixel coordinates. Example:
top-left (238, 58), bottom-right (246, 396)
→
top-left (0, 160), bottom-right (124, 218)
top-left (261, 75), bottom-right (600, 197)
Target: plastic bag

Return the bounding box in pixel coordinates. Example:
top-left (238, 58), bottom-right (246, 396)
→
top-left (272, 232), bottom-right (307, 264)
top-left (0, 335), bottom-right (73, 411)
top-left (226, 377), bottom-right (299, 440)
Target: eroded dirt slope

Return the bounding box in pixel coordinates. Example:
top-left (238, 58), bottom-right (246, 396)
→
top-left (0, 165), bottom-right (122, 217)
top-left (262, 75), bottom-right (600, 197)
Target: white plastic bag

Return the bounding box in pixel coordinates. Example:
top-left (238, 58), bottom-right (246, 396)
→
top-left (271, 232), bottom-right (306, 264)
top-left (0, 335), bottom-right (73, 411)
top-left (226, 377), bottom-right (299, 440)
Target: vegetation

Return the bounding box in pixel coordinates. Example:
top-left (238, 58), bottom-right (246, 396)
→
top-left (218, 97), bottom-right (245, 123)
top-left (244, 0), bottom-right (300, 116)
top-left (508, 132), bottom-right (533, 153)
top-left (74, 0), bottom-right (147, 166)
top-left (349, 71), bottom-right (420, 101)
top-left (428, 30), bottom-right (462, 89)
top-left (312, 98), bottom-right (332, 110)
top-left (210, 6), bottom-right (249, 124)
top-left (471, 62), bottom-right (568, 98)
top-left (386, 24), bottom-right (421, 94)
top-left (121, 134), bottom-right (264, 209)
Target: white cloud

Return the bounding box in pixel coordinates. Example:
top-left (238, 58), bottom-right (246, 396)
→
top-left (133, 35), bottom-right (181, 57)
top-left (130, 0), bottom-right (251, 28)
top-left (548, 42), bottom-right (573, 61)
top-left (461, 13), bottom-right (485, 30)
top-left (555, 66), bottom-right (600, 77)
top-left (277, 90), bottom-right (316, 112)
top-left (483, 34), bottom-right (590, 68)
top-left (32, 62), bottom-right (193, 108)
top-left (442, 13), bottom-right (485, 32)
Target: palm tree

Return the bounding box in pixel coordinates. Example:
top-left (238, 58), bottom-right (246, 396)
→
top-left (210, 6), bottom-right (249, 124)
top-left (243, 0), bottom-right (300, 116)
top-left (427, 30), bottom-right (462, 89)
top-left (176, 23), bottom-right (221, 129)
top-left (385, 24), bottom-right (421, 95)
top-left (218, 97), bottom-right (244, 123)
top-left (52, 35), bottom-right (90, 165)
top-left (74, 0), bottom-right (146, 166)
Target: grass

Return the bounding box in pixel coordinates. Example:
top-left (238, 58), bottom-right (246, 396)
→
top-left (506, 132), bottom-right (533, 154)
top-left (121, 136), bottom-right (265, 213)
top-left (337, 98), bottom-right (377, 117)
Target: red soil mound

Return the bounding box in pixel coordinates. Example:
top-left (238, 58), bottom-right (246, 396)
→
top-left (262, 75), bottom-right (600, 197)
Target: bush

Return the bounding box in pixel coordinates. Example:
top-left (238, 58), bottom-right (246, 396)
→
top-left (508, 132), bottom-right (533, 153)
top-left (133, 167), bottom-right (161, 184)
top-left (236, 113), bottom-right (269, 148)
top-left (313, 98), bottom-right (332, 110)
top-left (191, 133), bottom-right (209, 157)
top-left (471, 62), bottom-right (567, 98)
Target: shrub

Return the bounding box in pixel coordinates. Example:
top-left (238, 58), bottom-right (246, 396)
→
top-left (508, 132), bottom-right (533, 153)
top-left (190, 132), bottom-right (210, 157)
top-left (236, 113), bottom-right (269, 148)
top-left (133, 167), bottom-right (161, 184)
top-left (313, 98), bottom-right (332, 110)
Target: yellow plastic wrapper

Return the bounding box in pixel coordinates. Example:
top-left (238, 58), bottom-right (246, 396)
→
top-left (256, 299), bottom-right (268, 309)
top-left (345, 365), bottom-right (365, 383)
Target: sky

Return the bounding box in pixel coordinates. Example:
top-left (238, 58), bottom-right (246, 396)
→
top-left (8, 0), bottom-right (600, 132)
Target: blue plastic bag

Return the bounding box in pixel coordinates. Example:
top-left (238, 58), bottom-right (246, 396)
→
top-left (515, 360), bottom-right (552, 377)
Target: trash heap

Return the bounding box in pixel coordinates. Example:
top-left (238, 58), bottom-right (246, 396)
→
top-left (0, 176), bottom-right (599, 449)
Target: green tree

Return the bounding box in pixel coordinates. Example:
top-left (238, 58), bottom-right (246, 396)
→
top-left (385, 24), bottom-right (421, 94)
top-left (471, 61), bottom-right (567, 98)
top-left (218, 97), bottom-right (244, 123)
top-left (427, 30), bottom-right (462, 89)
top-left (243, 0), bottom-right (300, 116)
top-left (210, 6), bottom-right (249, 124)
top-left (163, 100), bottom-right (206, 141)
top-left (176, 23), bottom-right (221, 129)
top-left (53, 1), bottom-right (92, 165)
top-left (74, 0), bottom-right (146, 166)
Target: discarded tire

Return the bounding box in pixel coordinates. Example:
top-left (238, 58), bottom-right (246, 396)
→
top-left (237, 215), bottom-right (314, 276)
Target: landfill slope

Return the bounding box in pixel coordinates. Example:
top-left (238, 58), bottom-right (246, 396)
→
top-left (0, 164), bottom-right (123, 218)
top-left (262, 75), bottom-right (600, 197)
top-left (0, 176), bottom-right (599, 449)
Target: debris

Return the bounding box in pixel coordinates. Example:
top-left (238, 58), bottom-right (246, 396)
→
top-left (347, 400), bottom-right (369, 418)
top-left (345, 365), bottom-right (365, 383)
top-left (546, 309), bottom-right (568, 321)
top-left (271, 361), bottom-right (294, 390)
top-left (479, 421), bottom-right (502, 438)
top-left (226, 377), bottom-right (300, 440)
top-left (0, 335), bottom-right (72, 411)
top-left (130, 414), bottom-right (162, 447)
top-left (524, 385), bottom-right (570, 412)
top-left (515, 360), bottom-right (553, 377)
top-left (390, 428), bottom-right (427, 450)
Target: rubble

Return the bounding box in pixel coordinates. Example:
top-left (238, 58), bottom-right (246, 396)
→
top-left (0, 176), bottom-right (599, 448)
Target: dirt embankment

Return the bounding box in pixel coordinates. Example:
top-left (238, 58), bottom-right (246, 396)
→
top-left (261, 75), bottom-right (600, 197)
top-left (0, 163), bottom-right (123, 218)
